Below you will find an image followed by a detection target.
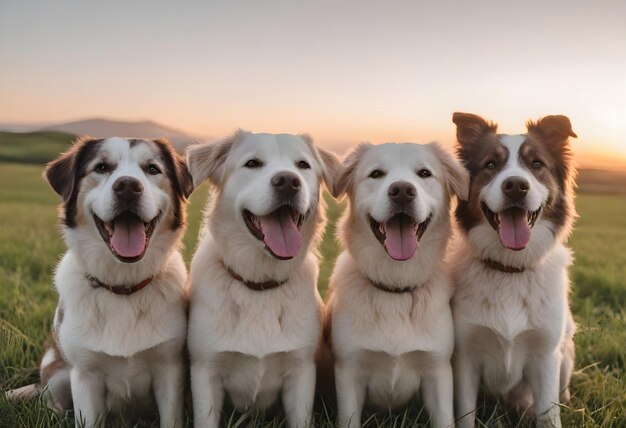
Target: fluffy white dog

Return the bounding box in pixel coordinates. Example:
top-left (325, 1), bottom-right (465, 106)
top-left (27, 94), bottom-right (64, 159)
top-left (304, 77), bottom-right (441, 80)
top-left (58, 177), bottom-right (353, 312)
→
top-left (186, 130), bottom-right (340, 428)
top-left (8, 137), bottom-right (193, 427)
top-left (325, 142), bottom-right (469, 428)
top-left (450, 113), bottom-right (577, 428)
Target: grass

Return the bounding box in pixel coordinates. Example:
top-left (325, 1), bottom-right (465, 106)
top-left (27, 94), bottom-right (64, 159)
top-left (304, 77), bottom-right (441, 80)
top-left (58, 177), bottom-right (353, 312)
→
top-left (0, 132), bottom-right (76, 165)
top-left (0, 162), bottom-right (625, 427)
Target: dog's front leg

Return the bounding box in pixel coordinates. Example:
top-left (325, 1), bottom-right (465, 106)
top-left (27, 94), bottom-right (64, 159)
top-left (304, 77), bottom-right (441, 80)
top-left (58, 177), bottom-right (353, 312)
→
top-left (335, 361), bottom-right (366, 428)
top-left (453, 351), bottom-right (479, 428)
top-left (70, 368), bottom-right (106, 427)
top-left (421, 361), bottom-right (455, 428)
top-left (527, 352), bottom-right (562, 428)
top-left (153, 358), bottom-right (185, 428)
top-left (191, 362), bottom-right (223, 428)
top-left (282, 360), bottom-right (316, 428)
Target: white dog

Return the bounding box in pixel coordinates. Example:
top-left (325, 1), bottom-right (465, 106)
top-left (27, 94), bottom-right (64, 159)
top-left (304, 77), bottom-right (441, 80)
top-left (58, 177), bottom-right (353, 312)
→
top-left (450, 113), bottom-right (577, 428)
top-left (9, 137), bottom-right (193, 427)
top-left (325, 142), bottom-right (469, 428)
top-left (185, 130), bottom-right (340, 428)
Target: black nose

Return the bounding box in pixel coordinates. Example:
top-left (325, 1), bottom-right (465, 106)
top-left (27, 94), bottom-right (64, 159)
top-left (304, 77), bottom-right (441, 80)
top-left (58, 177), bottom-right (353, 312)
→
top-left (501, 176), bottom-right (529, 201)
top-left (388, 181), bottom-right (416, 206)
top-left (271, 172), bottom-right (301, 197)
top-left (113, 177), bottom-right (144, 201)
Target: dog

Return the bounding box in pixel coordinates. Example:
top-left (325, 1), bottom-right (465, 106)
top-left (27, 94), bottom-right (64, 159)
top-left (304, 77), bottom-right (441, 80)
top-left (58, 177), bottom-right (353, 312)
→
top-left (185, 130), bottom-right (340, 428)
top-left (8, 137), bottom-right (193, 427)
top-left (325, 142), bottom-right (469, 428)
top-left (450, 113), bottom-right (577, 428)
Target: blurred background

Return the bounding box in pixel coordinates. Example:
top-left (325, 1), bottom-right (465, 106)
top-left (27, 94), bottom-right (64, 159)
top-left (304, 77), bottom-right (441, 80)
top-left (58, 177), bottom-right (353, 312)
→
top-left (1, 1), bottom-right (624, 426)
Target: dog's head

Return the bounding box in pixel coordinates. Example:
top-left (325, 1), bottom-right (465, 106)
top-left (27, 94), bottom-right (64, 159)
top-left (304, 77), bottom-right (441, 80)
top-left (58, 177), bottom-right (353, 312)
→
top-left (187, 130), bottom-right (340, 263)
top-left (335, 142), bottom-right (468, 262)
top-left (453, 112), bottom-right (577, 255)
top-left (45, 137), bottom-right (193, 266)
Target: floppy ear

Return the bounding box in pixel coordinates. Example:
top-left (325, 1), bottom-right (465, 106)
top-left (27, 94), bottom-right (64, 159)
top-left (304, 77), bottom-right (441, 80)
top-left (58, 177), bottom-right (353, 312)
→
top-left (452, 112), bottom-right (498, 147)
top-left (186, 130), bottom-right (246, 187)
top-left (44, 147), bottom-right (78, 202)
top-left (429, 142), bottom-right (470, 201)
top-left (316, 148), bottom-right (341, 195)
top-left (43, 136), bottom-right (98, 202)
top-left (153, 139), bottom-right (194, 199)
top-left (333, 143), bottom-right (372, 198)
top-left (298, 134), bottom-right (342, 195)
top-left (526, 115), bottom-right (577, 142)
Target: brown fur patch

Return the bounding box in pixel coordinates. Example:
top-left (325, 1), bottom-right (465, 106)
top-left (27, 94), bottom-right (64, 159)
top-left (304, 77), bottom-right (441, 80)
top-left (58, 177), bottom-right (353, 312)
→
top-left (43, 137), bottom-right (103, 228)
top-left (454, 118), bottom-right (509, 231)
top-left (152, 139), bottom-right (193, 230)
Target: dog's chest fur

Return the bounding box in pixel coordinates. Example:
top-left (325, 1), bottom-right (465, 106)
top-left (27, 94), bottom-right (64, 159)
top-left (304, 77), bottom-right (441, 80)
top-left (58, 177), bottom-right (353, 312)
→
top-left (331, 253), bottom-right (454, 407)
top-left (56, 251), bottom-right (188, 359)
top-left (188, 243), bottom-right (322, 410)
top-left (452, 243), bottom-right (571, 392)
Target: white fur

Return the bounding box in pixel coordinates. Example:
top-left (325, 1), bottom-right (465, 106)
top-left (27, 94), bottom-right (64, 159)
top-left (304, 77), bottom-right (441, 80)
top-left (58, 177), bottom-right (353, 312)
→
top-left (328, 143), bottom-right (468, 428)
top-left (187, 132), bottom-right (337, 428)
top-left (452, 134), bottom-right (576, 428)
top-left (481, 135), bottom-right (549, 214)
top-left (47, 138), bottom-right (188, 427)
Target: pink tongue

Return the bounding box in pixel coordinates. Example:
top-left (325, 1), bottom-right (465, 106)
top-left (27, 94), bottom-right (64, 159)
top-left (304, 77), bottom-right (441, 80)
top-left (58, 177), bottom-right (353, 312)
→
top-left (384, 215), bottom-right (418, 261)
top-left (259, 208), bottom-right (303, 259)
top-left (110, 217), bottom-right (146, 258)
top-left (498, 208), bottom-right (531, 251)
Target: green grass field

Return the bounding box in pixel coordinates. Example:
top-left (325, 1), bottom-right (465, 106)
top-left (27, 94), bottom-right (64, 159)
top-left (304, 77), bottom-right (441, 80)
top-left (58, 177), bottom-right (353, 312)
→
top-left (0, 161), bottom-right (625, 427)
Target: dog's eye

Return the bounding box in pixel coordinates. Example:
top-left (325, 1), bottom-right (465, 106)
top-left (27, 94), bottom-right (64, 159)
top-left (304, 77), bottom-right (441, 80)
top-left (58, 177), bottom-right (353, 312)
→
top-left (297, 160), bottom-right (311, 169)
top-left (485, 160), bottom-right (497, 170)
top-left (369, 169), bottom-right (385, 179)
top-left (531, 160), bottom-right (543, 169)
top-left (417, 168), bottom-right (432, 178)
top-left (244, 159), bottom-right (263, 168)
top-left (94, 163), bottom-right (109, 174)
top-left (147, 164), bottom-right (161, 175)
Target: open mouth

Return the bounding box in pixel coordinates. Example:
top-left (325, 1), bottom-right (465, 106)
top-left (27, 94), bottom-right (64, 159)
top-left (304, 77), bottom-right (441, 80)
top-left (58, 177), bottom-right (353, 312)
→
top-left (94, 211), bottom-right (160, 263)
top-left (243, 206), bottom-right (306, 260)
top-left (369, 212), bottom-right (432, 261)
top-left (481, 202), bottom-right (541, 251)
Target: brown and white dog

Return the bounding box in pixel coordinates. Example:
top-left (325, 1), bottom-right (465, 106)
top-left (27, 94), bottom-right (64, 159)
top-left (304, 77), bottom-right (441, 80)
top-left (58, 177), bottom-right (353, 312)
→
top-left (325, 142), bottom-right (469, 428)
top-left (9, 137), bottom-right (193, 427)
top-left (450, 113), bottom-right (577, 428)
top-left (185, 131), bottom-right (340, 428)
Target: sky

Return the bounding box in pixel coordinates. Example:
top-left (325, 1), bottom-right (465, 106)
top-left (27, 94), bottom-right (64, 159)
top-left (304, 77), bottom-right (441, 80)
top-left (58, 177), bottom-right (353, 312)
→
top-left (1, 0), bottom-right (625, 169)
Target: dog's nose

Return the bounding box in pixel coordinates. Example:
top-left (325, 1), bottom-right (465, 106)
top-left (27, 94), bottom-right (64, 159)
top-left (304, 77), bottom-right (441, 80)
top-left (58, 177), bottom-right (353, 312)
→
top-left (501, 176), bottom-right (529, 200)
top-left (388, 181), bottom-right (416, 206)
top-left (271, 172), bottom-right (301, 197)
top-left (113, 176), bottom-right (144, 201)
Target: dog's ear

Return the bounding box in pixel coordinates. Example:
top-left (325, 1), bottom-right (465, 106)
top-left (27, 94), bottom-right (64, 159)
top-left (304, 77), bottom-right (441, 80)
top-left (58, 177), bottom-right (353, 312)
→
top-left (43, 136), bottom-right (99, 202)
top-left (153, 139), bottom-right (194, 199)
top-left (429, 142), bottom-right (470, 201)
top-left (333, 143), bottom-right (372, 198)
top-left (299, 134), bottom-right (341, 195)
top-left (526, 115), bottom-right (577, 143)
top-left (452, 112), bottom-right (498, 147)
top-left (316, 148), bottom-right (342, 195)
top-left (186, 130), bottom-right (246, 187)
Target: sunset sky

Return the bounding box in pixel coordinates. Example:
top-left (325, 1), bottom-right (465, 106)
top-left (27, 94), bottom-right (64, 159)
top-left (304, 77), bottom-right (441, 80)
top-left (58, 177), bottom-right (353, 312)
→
top-left (1, 1), bottom-right (625, 169)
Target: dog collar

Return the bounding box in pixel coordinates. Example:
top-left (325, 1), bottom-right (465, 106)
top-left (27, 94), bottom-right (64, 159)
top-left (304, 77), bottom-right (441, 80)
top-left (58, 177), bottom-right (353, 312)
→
top-left (223, 262), bottom-right (287, 291)
top-left (87, 274), bottom-right (155, 295)
top-left (481, 258), bottom-right (527, 273)
top-left (366, 276), bottom-right (417, 294)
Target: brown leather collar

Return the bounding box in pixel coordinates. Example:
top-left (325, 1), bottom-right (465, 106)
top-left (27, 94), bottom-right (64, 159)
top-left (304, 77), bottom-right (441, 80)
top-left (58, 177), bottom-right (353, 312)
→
top-left (225, 264), bottom-right (286, 291)
top-left (481, 258), bottom-right (527, 273)
top-left (87, 274), bottom-right (155, 295)
top-left (367, 276), bottom-right (417, 294)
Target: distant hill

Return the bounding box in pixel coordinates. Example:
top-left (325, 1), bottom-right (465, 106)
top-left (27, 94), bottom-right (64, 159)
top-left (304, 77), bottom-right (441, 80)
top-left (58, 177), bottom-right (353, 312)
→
top-left (39, 118), bottom-right (198, 152)
top-left (0, 131), bottom-right (76, 164)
